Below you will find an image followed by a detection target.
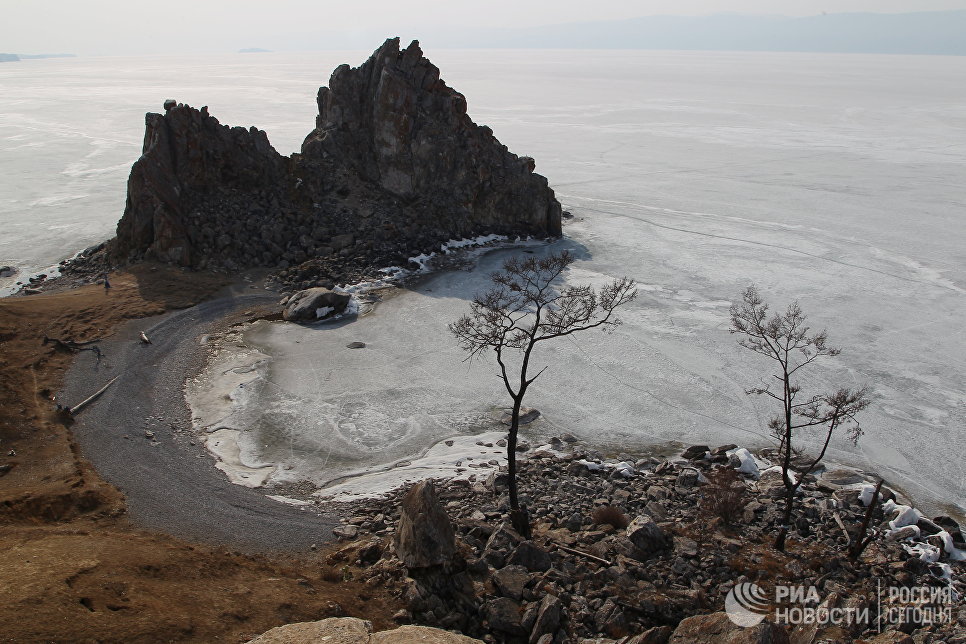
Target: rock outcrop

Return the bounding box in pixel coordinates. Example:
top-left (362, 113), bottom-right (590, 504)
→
top-left (395, 480), bottom-right (456, 569)
top-left (108, 38), bottom-right (561, 285)
top-left (282, 287), bottom-right (351, 322)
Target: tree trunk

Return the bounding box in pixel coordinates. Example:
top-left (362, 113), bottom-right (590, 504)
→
top-left (506, 395), bottom-right (531, 538)
top-left (774, 489), bottom-right (795, 551)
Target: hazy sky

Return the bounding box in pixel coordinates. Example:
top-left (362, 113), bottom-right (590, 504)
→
top-left (3, 0), bottom-right (966, 55)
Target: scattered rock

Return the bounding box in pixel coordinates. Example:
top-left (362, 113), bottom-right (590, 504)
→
top-left (332, 525), bottom-right (359, 540)
top-left (506, 541), bottom-right (552, 572)
top-left (483, 597), bottom-right (525, 636)
top-left (682, 445), bottom-right (710, 460)
top-left (346, 341), bottom-right (366, 349)
top-left (530, 594), bottom-right (562, 643)
top-left (668, 612), bottom-right (789, 644)
top-left (625, 515), bottom-right (672, 557)
top-left (492, 565), bottom-right (529, 600)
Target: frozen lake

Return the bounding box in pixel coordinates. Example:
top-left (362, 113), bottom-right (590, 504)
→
top-left (2, 49), bottom-right (964, 515)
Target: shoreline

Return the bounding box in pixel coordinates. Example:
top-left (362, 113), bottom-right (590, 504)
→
top-left (0, 265), bottom-right (406, 641)
top-left (2, 256), bottom-right (963, 642)
top-left (59, 281), bottom-right (340, 551)
top-left (12, 243), bottom-right (964, 539)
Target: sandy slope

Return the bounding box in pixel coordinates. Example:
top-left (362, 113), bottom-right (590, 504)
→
top-left (0, 266), bottom-right (401, 642)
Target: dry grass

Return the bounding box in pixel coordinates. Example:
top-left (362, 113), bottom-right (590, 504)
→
top-left (699, 467), bottom-right (748, 525)
top-left (592, 505), bottom-right (630, 529)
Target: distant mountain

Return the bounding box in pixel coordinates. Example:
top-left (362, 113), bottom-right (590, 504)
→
top-left (0, 53), bottom-right (19, 62)
top-left (420, 10), bottom-right (966, 56)
top-left (239, 47), bottom-right (272, 53)
top-left (18, 53), bottom-right (76, 59)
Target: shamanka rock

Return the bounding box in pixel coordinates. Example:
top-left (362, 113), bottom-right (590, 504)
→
top-left (107, 38), bottom-right (562, 283)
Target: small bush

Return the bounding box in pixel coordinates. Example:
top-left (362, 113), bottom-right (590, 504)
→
top-left (592, 505), bottom-right (629, 529)
top-left (699, 467), bottom-right (748, 525)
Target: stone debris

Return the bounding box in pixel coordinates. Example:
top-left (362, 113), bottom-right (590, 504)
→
top-left (319, 441), bottom-right (964, 643)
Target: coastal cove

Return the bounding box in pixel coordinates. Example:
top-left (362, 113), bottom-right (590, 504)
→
top-left (4, 48), bottom-right (965, 522)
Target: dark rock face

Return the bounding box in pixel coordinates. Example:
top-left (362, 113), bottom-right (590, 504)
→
top-left (395, 481), bottom-right (456, 569)
top-left (109, 38), bottom-right (561, 281)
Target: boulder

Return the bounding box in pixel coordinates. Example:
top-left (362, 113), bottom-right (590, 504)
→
top-left (484, 597), bottom-right (525, 635)
top-left (594, 598), bottom-right (629, 637)
top-left (932, 515), bottom-right (964, 542)
top-left (507, 541), bottom-right (552, 572)
top-left (0, 266), bottom-right (16, 278)
top-left (711, 444), bottom-right (738, 457)
top-left (283, 287), bottom-right (350, 322)
top-left (530, 594), bottom-right (563, 643)
top-left (246, 617), bottom-right (372, 643)
top-left (482, 523), bottom-right (524, 568)
top-left (246, 617), bottom-right (483, 643)
top-left (395, 481), bottom-right (456, 568)
top-left (625, 515), bottom-right (672, 556)
top-left (492, 564), bottom-right (530, 600)
top-left (668, 612), bottom-right (789, 644)
top-left (682, 445), bottom-right (710, 460)
top-left (372, 625), bottom-right (483, 643)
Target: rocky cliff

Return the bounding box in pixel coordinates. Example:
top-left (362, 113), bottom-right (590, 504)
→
top-left (109, 38), bottom-right (561, 285)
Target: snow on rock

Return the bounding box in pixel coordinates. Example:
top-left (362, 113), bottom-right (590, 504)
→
top-left (282, 287), bottom-right (350, 322)
top-left (903, 541), bottom-right (941, 563)
top-left (859, 484), bottom-right (879, 506)
top-left (886, 525), bottom-right (921, 541)
top-left (614, 461), bottom-right (635, 478)
top-left (883, 500), bottom-right (923, 530)
top-left (727, 447), bottom-right (761, 478)
top-left (935, 530), bottom-right (966, 562)
top-left (577, 459), bottom-right (604, 472)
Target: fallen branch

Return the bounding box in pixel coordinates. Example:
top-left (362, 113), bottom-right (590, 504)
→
top-left (832, 510), bottom-right (852, 543)
top-left (67, 376), bottom-right (119, 415)
top-left (550, 541), bottom-right (611, 566)
top-left (43, 334), bottom-right (103, 362)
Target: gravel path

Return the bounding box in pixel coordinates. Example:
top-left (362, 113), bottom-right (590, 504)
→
top-left (62, 288), bottom-right (338, 552)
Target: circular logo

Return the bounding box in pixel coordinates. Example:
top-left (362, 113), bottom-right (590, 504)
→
top-left (725, 582), bottom-right (771, 627)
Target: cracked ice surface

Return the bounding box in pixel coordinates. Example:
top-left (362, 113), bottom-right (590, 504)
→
top-left (185, 51), bottom-right (965, 517)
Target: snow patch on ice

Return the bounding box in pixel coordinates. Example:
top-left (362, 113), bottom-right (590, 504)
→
top-left (313, 430), bottom-right (508, 502)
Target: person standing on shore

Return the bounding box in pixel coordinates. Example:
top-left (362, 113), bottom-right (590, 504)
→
top-left (103, 272), bottom-right (111, 292)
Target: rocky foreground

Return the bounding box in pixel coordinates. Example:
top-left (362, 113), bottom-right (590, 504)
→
top-left (57, 38), bottom-right (560, 293)
top-left (310, 442), bottom-right (965, 643)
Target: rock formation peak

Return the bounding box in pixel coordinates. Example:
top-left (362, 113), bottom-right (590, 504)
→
top-left (109, 39), bottom-right (561, 286)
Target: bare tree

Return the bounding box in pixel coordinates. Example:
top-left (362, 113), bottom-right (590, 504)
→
top-left (731, 285), bottom-right (871, 551)
top-left (450, 250), bottom-right (637, 536)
